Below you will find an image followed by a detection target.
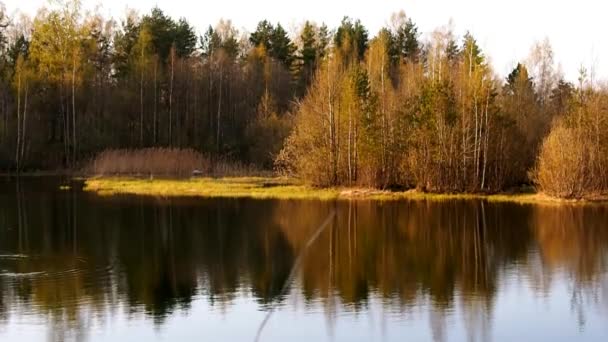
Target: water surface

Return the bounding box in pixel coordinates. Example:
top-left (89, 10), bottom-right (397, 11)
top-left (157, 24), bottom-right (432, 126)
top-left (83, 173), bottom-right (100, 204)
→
top-left (1, 177), bottom-right (607, 341)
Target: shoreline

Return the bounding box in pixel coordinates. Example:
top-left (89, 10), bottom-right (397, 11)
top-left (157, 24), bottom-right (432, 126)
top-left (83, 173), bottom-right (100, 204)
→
top-left (82, 176), bottom-right (608, 205)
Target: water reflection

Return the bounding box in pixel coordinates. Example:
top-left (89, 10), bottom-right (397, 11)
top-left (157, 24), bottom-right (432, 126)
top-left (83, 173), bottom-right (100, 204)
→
top-left (0, 177), bottom-right (607, 341)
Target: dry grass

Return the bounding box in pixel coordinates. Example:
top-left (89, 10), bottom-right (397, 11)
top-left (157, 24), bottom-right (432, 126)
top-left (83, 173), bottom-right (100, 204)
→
top-left (85, 177), bottom-right (341, 200)
top-left (348, 189), bottom-right (601, 205)
top-left (83, 177), bottom-right (608, 205)
top-left (85, 148), bottom-right (260, 178)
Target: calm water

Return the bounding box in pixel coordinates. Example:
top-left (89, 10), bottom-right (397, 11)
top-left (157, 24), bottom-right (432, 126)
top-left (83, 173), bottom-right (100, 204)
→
top-left (0, 177), bottom-right (607, 342)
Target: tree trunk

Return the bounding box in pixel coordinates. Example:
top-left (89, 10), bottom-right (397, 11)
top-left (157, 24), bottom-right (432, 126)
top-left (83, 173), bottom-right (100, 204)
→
top-left (327, 60), bottom-right (336, 185)
top-left (481, 89), bottom-right (490, 190)
top-left (153, 58), bottom-right (158, 145)
top-left (140, 46), bottom-right (144, 147)
top-left (21, 81), bottom-right (28, 165)
top-left (380, 58), bottom-right (387, 186)
top-left (474, 87), bottom-right (479, 187)
top-left (216, 62), bottom-right (223, 154)
top-left (72, 57), bottom-right (77, 168)
top-left (61, 83), bottom-right (69, 166)
top-left (348, 104), bottom-right (352, 185)
top-left (15, 69), bottom-right (21, 171)
top-left (169, 50), bottom-right (174, 147)
top-left (176, 60), bottom-right (182, 147)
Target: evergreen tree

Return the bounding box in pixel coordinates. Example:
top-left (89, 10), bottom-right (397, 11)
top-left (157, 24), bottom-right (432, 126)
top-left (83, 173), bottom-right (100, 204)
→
top-left (335, 17), bottom-right (368, 62)
top-left (461, 32), bottom-right (484, 69)
top-left (250, 20), bottom-right (274, 50)
top-left (173, 18), bottom-right (197, 58)
top-left (394, 18), bottom-right (420, 62)
top-left (113, 14), bottom-right (140, 79)
top-left (141, 7), bottom-right (175, 62)
top-left (270, 23), bottom-right (295, 68)
top-left (298, 21), bottom-right (318, 89)
top-left (317, 24), bottom-right (330, 58)
top-left (201, 26), bottom-right (221, 58)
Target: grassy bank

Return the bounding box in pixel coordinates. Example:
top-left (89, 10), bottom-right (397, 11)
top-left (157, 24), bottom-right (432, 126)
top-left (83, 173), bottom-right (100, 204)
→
top-left (82, 177), bottom-right (607, 205)
top-left (84, 177), bottom-right (340, 200)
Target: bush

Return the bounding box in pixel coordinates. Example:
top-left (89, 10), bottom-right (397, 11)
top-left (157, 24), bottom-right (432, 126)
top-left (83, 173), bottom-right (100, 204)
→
top-left (533, 124), bottom-right (591, 198)
top-left (534, 89), bottom-right (608, 199)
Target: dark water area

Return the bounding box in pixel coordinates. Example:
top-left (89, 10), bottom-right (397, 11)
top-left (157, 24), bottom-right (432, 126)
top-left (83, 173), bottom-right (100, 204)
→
top-left (0, 177), bottom-right (607, 341)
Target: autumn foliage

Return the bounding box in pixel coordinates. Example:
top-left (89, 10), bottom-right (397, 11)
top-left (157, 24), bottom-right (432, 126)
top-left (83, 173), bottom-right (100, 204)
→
top-left (1, 3), bottom-right (607, 198)
top-left (534, 87), bottom-right (608, 198)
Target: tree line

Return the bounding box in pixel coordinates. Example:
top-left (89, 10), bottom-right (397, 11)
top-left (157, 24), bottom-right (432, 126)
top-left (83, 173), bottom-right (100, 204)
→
top-left (1, 1), bottom-right (607, 197)
top-left (276, 14), bottom-right (608, 197)
top-left (0, 0), bottom-right (302, 169)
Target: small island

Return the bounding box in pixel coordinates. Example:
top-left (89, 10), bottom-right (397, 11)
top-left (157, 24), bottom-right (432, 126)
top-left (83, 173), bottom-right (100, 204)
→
top-left (80, 148), bottom-right (608, 205)
top-left (83, 175), bottom-right (604, 205)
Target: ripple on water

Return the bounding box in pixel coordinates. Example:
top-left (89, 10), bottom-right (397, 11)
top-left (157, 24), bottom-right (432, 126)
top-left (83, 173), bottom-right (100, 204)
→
top-left (0, 253), bottom-right (117, 319)
top-left (0, 254), bottom-right (114, 285)
top-left (0, 271), bottom-right (47, 278)
top-left (0, 254), bottom-right (29, 260)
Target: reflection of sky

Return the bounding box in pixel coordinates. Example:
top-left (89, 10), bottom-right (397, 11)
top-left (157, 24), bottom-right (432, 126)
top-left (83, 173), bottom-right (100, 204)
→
top-left (2, 267), bottom-right (607, 342)
top-left (494, 272), bottom-right (607, 342)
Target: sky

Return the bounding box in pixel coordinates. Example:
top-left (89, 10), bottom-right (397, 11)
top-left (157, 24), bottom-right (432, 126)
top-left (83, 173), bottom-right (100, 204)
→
top-left (2, 0), bottom-right (607, 82)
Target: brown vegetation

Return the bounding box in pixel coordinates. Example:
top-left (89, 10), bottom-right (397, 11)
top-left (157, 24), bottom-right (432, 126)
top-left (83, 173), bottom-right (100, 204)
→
top-left (279, 29), bottom-right (563, 193)
top-left (86, 148), bottom-right (258, 177)
top-left (534, 84), bottom-right (608, 198)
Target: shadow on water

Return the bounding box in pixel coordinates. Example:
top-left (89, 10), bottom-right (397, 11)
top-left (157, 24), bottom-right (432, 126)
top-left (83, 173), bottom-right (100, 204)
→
top-left (0, 177), bottom-right (607, 341)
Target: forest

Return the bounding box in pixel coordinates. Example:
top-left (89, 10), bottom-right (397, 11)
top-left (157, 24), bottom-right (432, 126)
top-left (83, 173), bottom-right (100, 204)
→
top-left (0, 0), bottom-right (607, 198)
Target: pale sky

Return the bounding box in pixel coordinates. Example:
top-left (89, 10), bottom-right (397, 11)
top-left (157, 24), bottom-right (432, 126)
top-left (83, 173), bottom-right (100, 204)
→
top-left (3, 0), bottom-right (607, 82)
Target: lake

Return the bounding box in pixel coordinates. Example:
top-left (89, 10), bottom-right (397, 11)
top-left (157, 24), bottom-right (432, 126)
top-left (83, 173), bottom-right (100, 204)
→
top-left (0, 177), bottom-right (607, 341)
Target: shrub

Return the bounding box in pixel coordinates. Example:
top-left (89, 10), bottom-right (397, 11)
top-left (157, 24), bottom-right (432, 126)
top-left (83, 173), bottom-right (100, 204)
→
top-left (533, 89), bottom-right (608, 199)
top-left (533, 124), bottom-right (591, 198)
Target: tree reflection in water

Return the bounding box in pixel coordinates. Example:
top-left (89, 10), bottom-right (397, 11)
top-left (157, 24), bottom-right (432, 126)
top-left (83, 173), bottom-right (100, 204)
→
top-left (0, 178), bottom-right (607, 341)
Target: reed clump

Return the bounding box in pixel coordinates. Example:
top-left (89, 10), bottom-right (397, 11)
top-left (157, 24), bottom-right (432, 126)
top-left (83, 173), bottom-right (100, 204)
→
top-left (86, 148), bottom-right (259, 177)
